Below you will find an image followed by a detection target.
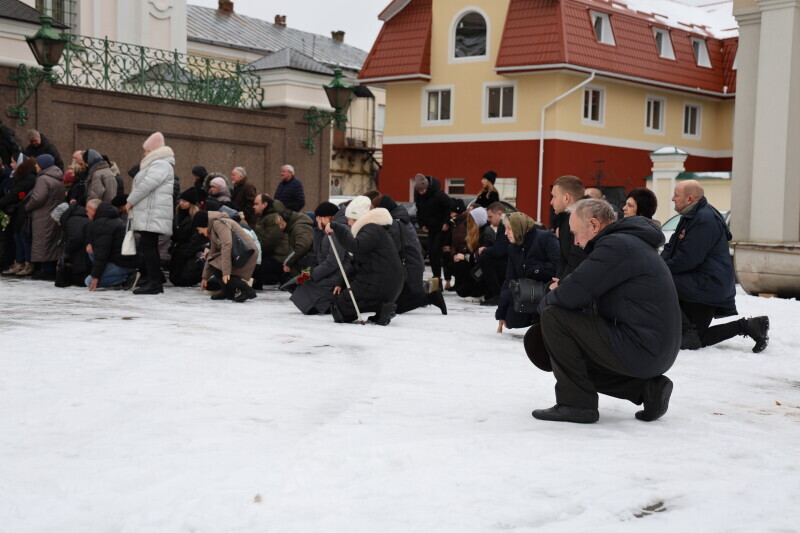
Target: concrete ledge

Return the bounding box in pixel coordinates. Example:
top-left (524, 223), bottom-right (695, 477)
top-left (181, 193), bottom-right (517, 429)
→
top-left (734, 242), bottom-right (800, 297)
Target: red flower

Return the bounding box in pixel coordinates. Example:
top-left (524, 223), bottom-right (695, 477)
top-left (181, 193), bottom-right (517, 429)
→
top-left (18, 192), bottom-right (25, 200)
top-left (297, 272), bottom-right (310, 285)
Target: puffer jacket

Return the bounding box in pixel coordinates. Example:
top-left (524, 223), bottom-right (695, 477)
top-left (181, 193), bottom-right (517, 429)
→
top-left (202, 211), bottom-right (258, 280)
top-left (25, 165), bottom-right (65, 262)
top-left (87, 202), bottom-right (137, 278)
top-left (271, 210), bottom-right (313, 270)
top-left (253, 198), bottom-right (286, 255)
top-left (128, 146), bottom-right (175, 236)
top-left (84, 149), bottom-right (118, 203)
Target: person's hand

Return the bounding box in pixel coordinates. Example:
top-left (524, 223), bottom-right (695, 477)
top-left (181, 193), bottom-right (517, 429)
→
top-left (549, 277), bottom-right (559, 290)
top-left (222, 275), bottom-right (230, 284)
top-left (324, 222), bottom-right (334, 235)
top-left (442, 223), bottom-right (449, 231)
top-left (89, 278), bottom-right (99, 292)
top-left (283, 264), bottom-right (291, 273)
top-left (422, 226), bottom-right (429, 233)
top-left (201, 279), bottom-right (207, 291)
top-left (201, 248), bottom-right (209, 259)
top-left (477, 247), bottom-right (486, 256)
top-left (454, 253), bottom-right (465, 262)
top-left (85, 244), bottom-right (93, 254)
top-left (69, 199), bottom-right (76, 204)
top-left (333, 286), bottom-right (342, 295)
top-left (126, 203), bottom-right (132, 212)
top-left (497, 320), bottom-right (506, 333)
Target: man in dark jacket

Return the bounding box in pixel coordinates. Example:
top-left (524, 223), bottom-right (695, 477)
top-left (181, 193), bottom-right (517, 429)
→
top-left (533, 199), bottom-right (681, 424)
top-left (85, 199), bottom-right (138, 290)
top-left (413, 173), bottom-right (450, 283)
top-left (274, 164), bottom-right (305, 212)
top-left (550, 175), bottom-right (588, 279)
top-left (230, 166), bottom-right (258, 226)
top-left (24, 130), bottom-right (64, 171)
top-left (478, 202), bottom-right (510, 305)
top-left (662, 180), bottom-right (769, 352)
top-left (54, 202), bottom-right (92, 286)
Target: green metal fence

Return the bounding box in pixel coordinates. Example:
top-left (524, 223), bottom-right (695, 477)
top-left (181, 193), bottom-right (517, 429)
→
top-left (56, 35), bottom-right (264, 109)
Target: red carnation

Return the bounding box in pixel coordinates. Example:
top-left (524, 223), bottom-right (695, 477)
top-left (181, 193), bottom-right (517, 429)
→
top-left (18, 192), bottom-right (25, 200)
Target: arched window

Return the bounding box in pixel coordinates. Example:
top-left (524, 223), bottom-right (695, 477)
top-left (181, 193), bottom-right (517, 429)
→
top-left (454, 12), bottom-right (487, 58)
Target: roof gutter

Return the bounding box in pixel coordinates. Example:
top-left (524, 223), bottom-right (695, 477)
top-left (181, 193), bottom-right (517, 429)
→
top-left (495, 63), bottom-right (735, 98)
top-left (357, 73), bottom-right (432, 84)
top-left (537, 71), bottom-right (596, 222)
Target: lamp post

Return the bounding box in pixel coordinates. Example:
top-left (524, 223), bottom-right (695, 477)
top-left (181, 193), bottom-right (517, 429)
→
top-left (302, 68), bottom-right (355, 155)
top-left (7, 15), bottom-right (69, 125)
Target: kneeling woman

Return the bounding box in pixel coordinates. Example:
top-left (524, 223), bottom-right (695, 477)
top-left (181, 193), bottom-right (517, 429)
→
top-left (193, 210), bottom-right (258, 302)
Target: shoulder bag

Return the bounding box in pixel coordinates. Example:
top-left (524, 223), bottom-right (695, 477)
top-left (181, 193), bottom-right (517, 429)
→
top-left (509, 278), bottom-right (547, 314)
top-left (221, 220), bottom-right (254, 268)
top-left (121, 219), bottom-right (136, 256)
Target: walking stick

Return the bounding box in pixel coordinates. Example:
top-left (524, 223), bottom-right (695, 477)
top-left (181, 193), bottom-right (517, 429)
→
top-left (328, 233), bottom-right (365, 325)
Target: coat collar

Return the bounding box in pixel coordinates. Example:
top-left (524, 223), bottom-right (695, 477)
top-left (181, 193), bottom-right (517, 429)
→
top-left (351, 207), bottom-right (393, 237)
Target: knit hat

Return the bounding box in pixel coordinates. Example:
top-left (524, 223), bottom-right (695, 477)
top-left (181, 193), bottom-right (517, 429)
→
top-left (35, 154), bottom-right (55, 170)
top-left (142, 132), bottom-right (165, 152)
top-left (450, 198), bottom-right (466, 215)
top-left (111, 194), bottom-right (128, 207)
top-left (345, 196), bottom-right (372, 220)
top-left (482, 170), bottom-right (497, 184)
top-left (50, 202), bottom-right (69, 223)
top-left (315, 201), bottom-right (339, 218)
top-left (191, 165), bottom-right (208, 180)
top-left (209, 177), bottom-right (227, 191)
top-left (469, 206), bottom-right (488, 228)
top-left (192, 210), bottom-right (209, 229)
top-left (413, 173), bottom-right (428, 192)
top-left (179, 188), bottom-right (199, 205)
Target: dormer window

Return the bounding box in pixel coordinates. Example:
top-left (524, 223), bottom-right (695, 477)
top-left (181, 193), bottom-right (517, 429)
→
top-left (653, 28), bottom-right (675, 60)
top-left (454, 11), bottom-right (487, 58)
top-left (691, 37), bottom-right (712, 68)
top-left (590, 10), bottom-right (615, 46)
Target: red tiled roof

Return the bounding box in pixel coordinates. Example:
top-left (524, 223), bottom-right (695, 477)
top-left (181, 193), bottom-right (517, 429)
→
top-left (495, 0), bottom-right (565, 69)
top-left (358, 0), bottom-right (432, 82)
top-left (721, 37), bottom-right (738, 94)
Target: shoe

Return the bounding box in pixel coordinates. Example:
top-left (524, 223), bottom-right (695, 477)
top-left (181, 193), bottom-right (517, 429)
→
top-left (428, 277), bottom-right (440, 293)
top-left (680, 328), bottom-right (702, 350)
top-left (15, 262), bottom-right (33, 276)
top-left (1, 262), bottom-right (21, 275)
top-left (330, 299), bottom-right (345, 323)
top-left (233, 289), bottom-right (257, 303)
top-left (480, 296), bottom-right (500, 306)
top-left (210, 286), bottom-right (233, 300)
top-left (532, 404), bottom-right (599, 424)
top-left (428, 290), bottom-right (447, 315)
top-left (132, 280), bottom-right (163, 295)
top-left (228, 276), bottom-right (257, 302)
top-left (122, 271), bottom-right (141, 291)
top-left (743, 316), bottom-right (769, 353)
top-left (444, 280), bottom-right (453, 291)
top-left (635, 376), bottom-right (673, 422)
top-left (372, 301), bottom-right (397, 326)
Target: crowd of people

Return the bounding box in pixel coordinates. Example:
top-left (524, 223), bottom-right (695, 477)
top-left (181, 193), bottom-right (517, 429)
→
top-left (0, 123), bottom-right (771, 424)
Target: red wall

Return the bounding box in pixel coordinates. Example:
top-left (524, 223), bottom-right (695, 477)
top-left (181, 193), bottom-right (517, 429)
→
top-left (379, 139), bottom-right (731, 224)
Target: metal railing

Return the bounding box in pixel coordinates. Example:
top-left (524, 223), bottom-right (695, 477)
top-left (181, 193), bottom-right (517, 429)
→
top-left (56, 35), bottom-right (264, 109)
top-left (333, 126), bottom-right (383, 150)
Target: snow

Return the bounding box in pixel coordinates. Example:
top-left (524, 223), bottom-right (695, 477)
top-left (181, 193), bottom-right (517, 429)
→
top-left (1, 277), bottom-right (799, 532)
top-left (620, 0), bottom-right (737, 39)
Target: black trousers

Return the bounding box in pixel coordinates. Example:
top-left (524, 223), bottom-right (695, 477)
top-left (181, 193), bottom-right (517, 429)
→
top-left (253, 256), bottom-right (286, 285)
top-left (138, 231), bottom-right (162, 283)
top-left (540, 306), bottom-right (648, 409)
top-left (480, 253), bottom-right (506, 300)
top-left (427, 230), bottom-right (446, 279)
top-left (680, 300), bottom-right (743, 347)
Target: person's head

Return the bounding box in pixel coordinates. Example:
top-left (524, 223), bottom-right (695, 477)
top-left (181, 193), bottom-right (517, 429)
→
top-left (486, 202), bottom-right (505, 227)
top-left (413, 173), bottom-right (428, 195)
top-left (623, 187), bottom-right (658, 218)
top-left (280, 164), bottom-right (294, 181)
top-left (35, 154), bottom-right (54, 172)
top-left (504, 212), bottom-right (536, 244)
top-left (585, 187), bottom-right (603, 200)
top-left (71, 150), bottom-right (84, 166)
top-left (111, 194), bottom-right (128, 213)
top-left (27, 129), bottom-right (41, 147)
top-left (314, 201), bottom-right (339, 230)
top-left (449, 198), bottom-right (466, 218)
top-left (481, 170), bottom-right (497, 191)
top-left (345, 196), bottom-right (373, 224)
top-left (277, 211), bottom-right (293, 231)
top-left (569, 198), bottom-right (617, 248)
top-left (178, 188), bottom-right (199, 212)
top-left (86, 198), bottom-right (102, 221)
top-left (191, 165), bottom-right (208, 182)
top-left (465, 207), bottom-right (488, 252)
top-left (254, 193), bottom-right (272, 216)
top-left (672, 179), bottom-right (704, 213)
top-left (142, 131), bottom-right (165, 156)
top-left (231, 166), bottom-right (246, 185)
top-left (550, 175), bottom-right (585, 214)
top-left (193, 210), bottom-right (210, 236)
top-left (364, 189), bottom-right (382, 208)
top-left (209, 177), bottom-right (228, 196)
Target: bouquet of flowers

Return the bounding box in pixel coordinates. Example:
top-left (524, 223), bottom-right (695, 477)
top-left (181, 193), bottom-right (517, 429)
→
top-left (0, 211), bottom-right (9, 229)
top-left (279, 267), bottom-right (312, 292)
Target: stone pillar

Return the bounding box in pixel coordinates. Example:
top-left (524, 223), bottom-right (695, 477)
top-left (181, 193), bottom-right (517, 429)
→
top-left (648, 147), bottom-right (688, 224)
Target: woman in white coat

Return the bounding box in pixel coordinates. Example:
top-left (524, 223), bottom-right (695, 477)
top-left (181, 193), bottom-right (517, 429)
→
top-left (126, 132), bottom-right (175, 294)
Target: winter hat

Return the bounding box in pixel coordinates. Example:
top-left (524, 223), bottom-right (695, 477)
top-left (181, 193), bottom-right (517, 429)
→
top-left (314, 201), bottom-right (339, 218)
top-left (469, 206), bottom-right (488, 228)
top-left (209, 177), bottom-right (227, 192)
top-left (345, 196), bottom-right (372, 220)
top-left (413, 173), bottom-right (428, 192)
top-left (50, 202), bottom-right (69, 222)
top-left (482, 170), bottom-right (497, 184)
top-left (192, 210), bottom-right (209, 229)
top-left (191, 165), bottom-right (208, 180)
top-left (450, 197), bottom-right (466, 215)
top-left (179, 188), bottom-right (199, 205)
top-left (111, 194), bottom-right (128, 207)
top-left (506, 212), bottom-right (536, 243)
top-left (82, 148), bottom-right (102, 167)
top-left (142, 131), bottom-right (165, 152)
top-left (36, 154), bottom-right (55, 169)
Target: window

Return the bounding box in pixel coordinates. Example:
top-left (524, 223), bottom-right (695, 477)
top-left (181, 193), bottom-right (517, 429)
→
top-left (495, 178), bottom-right (517, 206)
top-left (423, 86), bottom-right (453, 125)
top-left (645, 96), bottom-right (665, 134)
top-left (454, 11), bottom-right (487, 59)
top-left (483, 82), bottom-right (516, 122)
top-left (691, 37), bottom-right (712, 68)
top-left (582, 86), bottom-right (605, 126)
top-left (653, 28), bottom-right (675, 60)
top-left (683, 103), bottom-right (702, 139)
top-left (377, 104), bottom-right (386, 132)
top-left (446, 178), bottom-right (466, 195)
top-left (36, 0), bottom-right (78, 32)
top-left (590, 10), bottom-right (615, 45)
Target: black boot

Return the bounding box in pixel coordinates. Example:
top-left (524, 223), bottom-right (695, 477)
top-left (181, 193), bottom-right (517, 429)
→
top-left (680, 328), bottom-right (702, 350)
top-left (229, 276), bottom-right (257, 303)
top-left (532, 404), bottom-right (599, 424)
top-left (133, 279), bottom-right (163, 295)
top-left (330, 299), bottom-right (345, 323)
top-left (742, 316), bottom-right (769, 353)
top-left (371, 301), bottom-right (397, 326)
top-left (427, 290), bottom-right (447, 315)
top-left (635, 376), bottom-right (673, 422)
top-left (210, 285), bottom-right (234, 300)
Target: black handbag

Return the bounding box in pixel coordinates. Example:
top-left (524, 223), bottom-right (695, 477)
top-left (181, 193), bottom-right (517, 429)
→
top-left (222, 220), bottom-right (254, 268)
top-left (509, 278), bottom-right (547, 313)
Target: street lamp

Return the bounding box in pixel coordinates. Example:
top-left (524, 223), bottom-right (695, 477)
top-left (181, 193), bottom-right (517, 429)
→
top-left (302, 68), bottom-right (355, 155)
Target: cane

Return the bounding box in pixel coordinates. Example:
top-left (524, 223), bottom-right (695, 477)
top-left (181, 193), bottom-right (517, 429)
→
top-left (328, 233), bottom-right (365, 325)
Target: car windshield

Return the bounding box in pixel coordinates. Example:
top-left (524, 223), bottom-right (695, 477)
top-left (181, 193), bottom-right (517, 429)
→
top-left (662, 214), bottom-right (681, 231)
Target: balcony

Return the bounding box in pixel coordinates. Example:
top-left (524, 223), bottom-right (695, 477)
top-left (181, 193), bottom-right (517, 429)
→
top-left (333, 126), bottom-right (383, 152)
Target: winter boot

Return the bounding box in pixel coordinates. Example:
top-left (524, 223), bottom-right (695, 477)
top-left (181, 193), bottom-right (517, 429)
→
top-left (330, 299), bottom-right (345, 323)
top-left (1, 262), bottom-right (21, 275)
top-left (122, 271), bottom-right (141, 291)
top-left (15, 262), bottom-right (33, 276)
top-left (132, 279), bottom-right (163, 295)
top-left (680, 328), bottom-right (702, 350)
top-left (229, 276), bottom-right (257, 303)
top-left (635, 376), bottom-right (673, 422)
top-left (742, 316), bottom-right (770, 353)
top-left (532, 404), bottom-right (599, 424)
top-left (371, 301), bottom-right (397, 326)
top-left (210, 284), bottom-right (234, 300)
top-left (428, 290), bottom-right (447, 315)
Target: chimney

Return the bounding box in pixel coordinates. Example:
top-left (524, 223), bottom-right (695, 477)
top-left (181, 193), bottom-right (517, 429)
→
top-left (218, 0), bottom-right (233, 13)
top-left (331, 30), bottom-right (345, 43)
top-left (275, 15), bottom-right (286, 27)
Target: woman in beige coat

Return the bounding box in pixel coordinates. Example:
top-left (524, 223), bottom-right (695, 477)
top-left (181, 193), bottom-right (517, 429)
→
top-left (195, 210), bottom-right (257, 302)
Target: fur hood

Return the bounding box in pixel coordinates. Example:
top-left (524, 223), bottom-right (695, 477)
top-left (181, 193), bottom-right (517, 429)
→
top-left (140, 145), bottom-right (175, 170)
top-left (351, 207), bottom-right (393, 237)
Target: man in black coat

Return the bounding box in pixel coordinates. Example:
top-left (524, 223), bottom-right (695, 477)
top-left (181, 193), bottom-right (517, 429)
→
top-left (661, 180), bottom-right (769, 352)
top-left (24, 130), bottom-right (64, 171)
top-left (274, 164), bottom-right (305, 212)
top-left (533, 199), bottom-right (681, 424)
top-left (550, 175), bottom-right (588, 279)
top-left (85, 199), bottom-right (138, 290)
top-left (413, 174), bottom-right (450, 283)
top-left (477, 202), bottom-right (510, 305)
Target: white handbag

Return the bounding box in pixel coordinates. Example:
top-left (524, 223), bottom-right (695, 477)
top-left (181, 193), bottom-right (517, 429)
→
top-left (121, 219), bottom-right (137, 256)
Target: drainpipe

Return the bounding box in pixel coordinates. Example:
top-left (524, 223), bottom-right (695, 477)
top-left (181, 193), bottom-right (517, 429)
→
top-left (537, 71), bottom-right (596, 222)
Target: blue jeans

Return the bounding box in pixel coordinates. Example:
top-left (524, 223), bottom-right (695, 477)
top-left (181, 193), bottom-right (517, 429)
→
top-left (85, 261), bottom-right (135, 288)
top-left (14, 227), bottom-right (31, 262)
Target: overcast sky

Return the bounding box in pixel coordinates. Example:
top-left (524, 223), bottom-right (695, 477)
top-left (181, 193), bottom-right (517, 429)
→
top-left (188, 0), bottom-right (385, 53)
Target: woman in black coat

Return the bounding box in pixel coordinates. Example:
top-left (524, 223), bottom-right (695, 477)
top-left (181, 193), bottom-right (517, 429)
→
top-left (0, 156), bottom-right (37, 276)
top-left (169, 189), bottom-right (206, 286)
top-left (496, 213), bottom-right (559, 332)
top-left (474, 170), bottom-right (500, 208)
top-left (54, 202), bottom-right (92, 286)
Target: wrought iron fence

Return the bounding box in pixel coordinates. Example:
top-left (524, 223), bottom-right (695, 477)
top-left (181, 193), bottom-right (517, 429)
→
top-left (56, 35), bottom-right (263, 109)
top-left (334, 126), bottom-right (383, 150)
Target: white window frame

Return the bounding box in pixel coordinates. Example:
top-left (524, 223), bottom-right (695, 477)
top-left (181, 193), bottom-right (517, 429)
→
top-left (449, 6), bottom-right (490, 64)
top-left (421, 85), bottom-right (455, 127)
top-left (644, 95), bottom-right (666, 135)
top-left (445, 178), bottom-right (466, 195)
top-left (482, 81), bottom-right (517, 124)
top-left (494, 177), bottom-right (518, 206)
top-left (653, 27), bottom-right (675, 60)
top-left (589, 10), bottom-right (615, 46)
top-left (691, 37), bottom-right (712, 68)
top-left (581, 85), bottom-right (605, 127)
top-left (682, 102), bottom-right (702, 140)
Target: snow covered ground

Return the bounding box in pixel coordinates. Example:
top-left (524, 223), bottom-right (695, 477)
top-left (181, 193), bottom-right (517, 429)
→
top-left (1, 277), bottom-right (798, 532)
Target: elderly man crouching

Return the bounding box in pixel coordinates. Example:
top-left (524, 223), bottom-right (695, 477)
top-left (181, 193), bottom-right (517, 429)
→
top-left (533, 199), bottom-right (681, 424)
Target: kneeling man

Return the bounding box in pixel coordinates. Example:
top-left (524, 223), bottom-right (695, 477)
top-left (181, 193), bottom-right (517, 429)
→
top-left (533, 199), bottom-right (681, 423)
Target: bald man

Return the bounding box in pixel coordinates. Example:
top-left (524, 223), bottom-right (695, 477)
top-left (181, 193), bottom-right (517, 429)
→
top-left (661, 180), bottom-right (769, 353)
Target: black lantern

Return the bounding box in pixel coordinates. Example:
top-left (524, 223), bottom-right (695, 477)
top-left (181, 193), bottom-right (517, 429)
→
top-left (26, 16), bottom-right (68, 73)
top-left (324, 68), bottom-right (354, 115)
